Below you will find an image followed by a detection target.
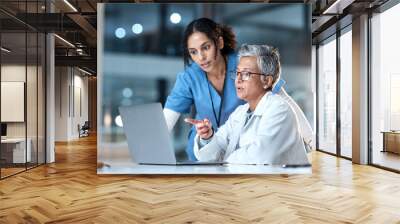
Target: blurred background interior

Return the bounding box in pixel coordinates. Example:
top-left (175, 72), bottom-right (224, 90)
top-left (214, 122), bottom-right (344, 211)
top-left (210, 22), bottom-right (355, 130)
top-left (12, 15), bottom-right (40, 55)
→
top-left (101, 3), bottom-right (312, 162)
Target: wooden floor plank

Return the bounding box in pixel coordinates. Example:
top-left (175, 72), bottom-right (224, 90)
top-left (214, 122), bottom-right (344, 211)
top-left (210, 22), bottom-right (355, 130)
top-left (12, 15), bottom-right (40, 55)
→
top-left (1, 135), bottom-right (400, 223)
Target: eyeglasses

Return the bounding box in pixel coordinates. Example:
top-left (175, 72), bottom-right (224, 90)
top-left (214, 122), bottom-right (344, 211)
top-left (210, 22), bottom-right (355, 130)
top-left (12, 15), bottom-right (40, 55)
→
top-left (230, 71), bottom-right (268, 81)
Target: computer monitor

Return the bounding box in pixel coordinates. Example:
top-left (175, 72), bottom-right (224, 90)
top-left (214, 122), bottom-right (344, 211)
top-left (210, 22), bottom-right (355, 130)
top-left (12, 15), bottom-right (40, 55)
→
top-left (1, 123), bottom-right (7, 137)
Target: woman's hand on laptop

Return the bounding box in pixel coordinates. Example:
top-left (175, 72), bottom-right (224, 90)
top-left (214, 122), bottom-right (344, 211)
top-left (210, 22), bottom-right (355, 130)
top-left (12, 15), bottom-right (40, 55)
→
top-left (184, 118), bottom-right (213, 140)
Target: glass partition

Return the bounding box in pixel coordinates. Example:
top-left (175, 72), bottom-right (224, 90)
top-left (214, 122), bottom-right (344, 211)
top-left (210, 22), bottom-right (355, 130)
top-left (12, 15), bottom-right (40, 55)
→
top-left (38, 32), bottom-right (46, 165)
top-left (339, 28), bottom-right (352, 158)
top-left (27, 30), bottom-right (38, 169)
top-left (371, 3), bottom-right (400, 171)
top-left (1, 30), bottom-right (28, 177)
top-left (317, 36), bottom-right (337, 155)
top-left (0, 1), bottom-right (46, 179)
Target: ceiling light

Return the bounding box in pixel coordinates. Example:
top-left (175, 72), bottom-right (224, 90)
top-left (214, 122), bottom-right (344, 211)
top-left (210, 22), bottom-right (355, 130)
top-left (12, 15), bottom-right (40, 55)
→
top-left (115, 28), bottom-right (126, 39)
top-left (63, 0), bottom-right (78, 12)
top-left (131, 24), bottom-right (143, 34)
top-left (115, 115), bottom-right (123, 127)
top-left (78, 67), bottom-right (92, 76)
top-left (54, 34), bottom-right (75, 48)
top-left (322, 0), bottom-right (354, 15)
top-left (170, 13), bottom-right (181, 24)
top-left (1, 47), bottom-right (11, 53)
top-left (122, 88), bottom-right (133, 98)
top-left (75, 42), bottom-right (84, 47)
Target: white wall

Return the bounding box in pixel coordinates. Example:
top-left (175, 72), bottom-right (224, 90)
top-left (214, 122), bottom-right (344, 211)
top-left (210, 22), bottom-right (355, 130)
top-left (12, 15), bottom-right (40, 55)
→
top-left (71, 73), bottom-right (89, 138)
top-left (55, 67), bottom-right (89, 141)
top-left (1, 65), bottom-right (26, 81)
top-left (55, 67), bottom-right (69, 141)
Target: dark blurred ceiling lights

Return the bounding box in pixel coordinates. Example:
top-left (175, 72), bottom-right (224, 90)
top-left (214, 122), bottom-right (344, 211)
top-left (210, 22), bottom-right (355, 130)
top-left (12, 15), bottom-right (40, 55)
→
top-left (1, 47), bottom-right (11, 53)
top-left (0, 0), bottom-right (394, 76)
top-left (63, 0), bottom-right (78, 12)
top-left (78, 67), bottom-right (93, 76)
top-left (54, 34), bottom-right (76, 48)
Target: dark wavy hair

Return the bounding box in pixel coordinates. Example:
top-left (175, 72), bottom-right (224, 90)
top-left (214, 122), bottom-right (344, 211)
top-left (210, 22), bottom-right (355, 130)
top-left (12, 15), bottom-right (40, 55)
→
top-left (183, 18), bottom-right (236, 67)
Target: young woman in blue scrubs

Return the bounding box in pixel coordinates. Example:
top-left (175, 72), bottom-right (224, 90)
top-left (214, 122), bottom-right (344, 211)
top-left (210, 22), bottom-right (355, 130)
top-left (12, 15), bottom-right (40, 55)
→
top-left (163, 18), bottom-right (245, 160)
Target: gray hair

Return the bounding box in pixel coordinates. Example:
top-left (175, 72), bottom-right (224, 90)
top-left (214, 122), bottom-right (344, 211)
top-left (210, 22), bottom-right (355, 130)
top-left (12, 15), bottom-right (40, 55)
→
top-left (237, 44), bottom-right (281, 83)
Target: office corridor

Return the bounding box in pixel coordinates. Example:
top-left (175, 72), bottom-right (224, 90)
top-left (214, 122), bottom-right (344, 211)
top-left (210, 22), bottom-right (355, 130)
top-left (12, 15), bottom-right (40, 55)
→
top-left (0, 135), bottom-right (400, 223)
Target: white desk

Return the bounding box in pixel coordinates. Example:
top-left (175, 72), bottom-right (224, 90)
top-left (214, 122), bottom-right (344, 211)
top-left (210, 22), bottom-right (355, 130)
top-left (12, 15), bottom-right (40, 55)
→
top-left (97, 163), bottom-right (312, 175)
top-left (1, 138), bottom-right (31, 163)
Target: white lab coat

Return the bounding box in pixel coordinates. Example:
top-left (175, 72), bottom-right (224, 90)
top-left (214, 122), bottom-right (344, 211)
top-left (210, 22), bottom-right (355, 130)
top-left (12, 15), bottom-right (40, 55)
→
top-left (277, 88), bottom-right (314, 151)
top-left (193, 92), bottom-right (309, 165)
top-left (164, 86), bottom-right (314, 152)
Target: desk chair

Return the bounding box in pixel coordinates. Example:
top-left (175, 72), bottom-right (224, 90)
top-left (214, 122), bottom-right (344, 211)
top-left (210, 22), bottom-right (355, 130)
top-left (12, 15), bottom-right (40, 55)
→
top-left (78, 121), bottom-right (90, 138)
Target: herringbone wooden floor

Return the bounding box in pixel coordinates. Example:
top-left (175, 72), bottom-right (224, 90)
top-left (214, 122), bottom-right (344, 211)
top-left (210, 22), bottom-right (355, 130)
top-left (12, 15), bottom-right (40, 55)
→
top-left (1, 135), bottom-right (400, 223)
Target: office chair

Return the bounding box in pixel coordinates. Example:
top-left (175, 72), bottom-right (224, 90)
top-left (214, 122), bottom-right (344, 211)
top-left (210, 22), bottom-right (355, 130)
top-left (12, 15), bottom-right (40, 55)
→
top-left (79, 121), bottom-right (90, 138)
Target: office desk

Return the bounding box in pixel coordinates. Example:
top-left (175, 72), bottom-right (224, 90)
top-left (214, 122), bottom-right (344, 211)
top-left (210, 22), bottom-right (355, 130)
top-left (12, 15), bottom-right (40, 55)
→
top-left (97, 164), bottom-right (312, 175)
top-left (1, 138), bottom-right (31, 163)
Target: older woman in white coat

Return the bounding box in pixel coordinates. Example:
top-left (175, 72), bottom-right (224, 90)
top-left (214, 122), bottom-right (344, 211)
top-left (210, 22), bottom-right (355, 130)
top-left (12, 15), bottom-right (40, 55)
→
top-left (189, 44), bottom-right (309, 165)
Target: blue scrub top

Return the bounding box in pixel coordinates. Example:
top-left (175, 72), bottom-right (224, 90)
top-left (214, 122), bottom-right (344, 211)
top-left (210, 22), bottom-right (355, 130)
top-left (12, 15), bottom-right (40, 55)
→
top-left (165, 53), bottom-right (245, 161)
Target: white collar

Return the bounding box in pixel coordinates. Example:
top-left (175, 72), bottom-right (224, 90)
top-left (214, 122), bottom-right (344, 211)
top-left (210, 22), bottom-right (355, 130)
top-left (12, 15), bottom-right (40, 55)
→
top-left (244, 92), bottom-right (271, 116)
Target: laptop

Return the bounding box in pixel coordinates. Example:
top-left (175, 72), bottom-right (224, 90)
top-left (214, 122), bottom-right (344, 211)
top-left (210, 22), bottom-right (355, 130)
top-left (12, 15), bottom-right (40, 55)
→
top-left (118, 103), bottom-right (226, 165)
